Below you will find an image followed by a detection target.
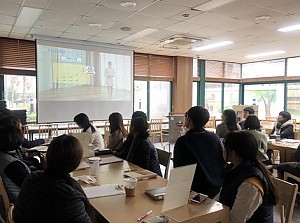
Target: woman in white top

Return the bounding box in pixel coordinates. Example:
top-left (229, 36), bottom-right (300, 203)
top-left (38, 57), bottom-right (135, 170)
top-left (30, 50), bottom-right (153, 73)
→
top-left (74, 113), bottom-right (104, 149)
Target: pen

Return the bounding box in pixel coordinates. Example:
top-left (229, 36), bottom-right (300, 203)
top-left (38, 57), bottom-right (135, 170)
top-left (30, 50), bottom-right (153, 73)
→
top-left (137, 210), bottom-right (153, 221)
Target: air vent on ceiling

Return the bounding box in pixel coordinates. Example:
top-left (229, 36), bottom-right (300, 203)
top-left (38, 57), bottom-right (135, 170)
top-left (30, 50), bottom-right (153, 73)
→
top-left (158, 35), bottom-right (207, 49)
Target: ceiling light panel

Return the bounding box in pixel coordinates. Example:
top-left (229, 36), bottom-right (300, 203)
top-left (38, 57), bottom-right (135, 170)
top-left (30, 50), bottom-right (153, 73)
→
top-left (193, 0), bottom-right (236, 11)
top-left (123, 28), bottom-right (158, 41)
top-left (245, 50), bottom-right (285, 58)
top-left (15, 7), bottom-right (42, 27)
top-left (278, 24), bottom-right (300, 32)
top-left (192, 40), bottom-right (233, 51)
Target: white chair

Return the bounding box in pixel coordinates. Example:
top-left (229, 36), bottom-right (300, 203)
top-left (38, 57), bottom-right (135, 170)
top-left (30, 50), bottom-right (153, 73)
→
top-left (149, 119), bottom-right (163, 145)
top-left (67, 122), bottom-right (81, 134)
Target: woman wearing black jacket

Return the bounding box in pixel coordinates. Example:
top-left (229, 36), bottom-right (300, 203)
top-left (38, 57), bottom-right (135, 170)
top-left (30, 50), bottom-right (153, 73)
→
top-left (13, 135), bottom-right (108, 223)
top-left (126, 117), bottom-right (162, 176)
top-left (270, 111), bottom-right (294, 139)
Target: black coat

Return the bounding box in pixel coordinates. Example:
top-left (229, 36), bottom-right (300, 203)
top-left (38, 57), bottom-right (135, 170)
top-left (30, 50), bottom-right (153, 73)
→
top-left (173, 128), bottom-right (225, 198)
top-left (13, 171), bottom-right (93, 223)
top-left (126, 136), bottom-right (162, 176)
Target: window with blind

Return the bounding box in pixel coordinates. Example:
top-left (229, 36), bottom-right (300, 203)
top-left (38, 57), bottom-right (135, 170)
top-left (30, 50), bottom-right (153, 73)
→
top-left (134, 53), bottom-right (174, 80)
top-left (0, 38), bottom-right (36, 75)
top-left (206, 60), bottom-right (240, 79)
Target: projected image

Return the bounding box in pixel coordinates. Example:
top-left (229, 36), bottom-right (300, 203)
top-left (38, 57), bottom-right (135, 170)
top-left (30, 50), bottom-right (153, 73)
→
top-left (37, 46), bottom-right (132, 101)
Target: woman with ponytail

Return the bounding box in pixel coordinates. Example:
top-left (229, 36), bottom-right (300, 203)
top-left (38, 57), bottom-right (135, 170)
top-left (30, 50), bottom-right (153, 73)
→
top-left (219, 131), bottom-right (278, 223)
top-left (13, 135), bottom-right (108, 223)
top-left (74, 113), bottom-right (104, 149)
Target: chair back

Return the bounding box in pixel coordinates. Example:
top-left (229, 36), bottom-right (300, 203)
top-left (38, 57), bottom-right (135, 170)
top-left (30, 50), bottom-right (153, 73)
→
top-left (0, 176), bottom-right (10, 217)
top-left (204, 116), bottom-right (216, 128)
top-left (149, 119), bottom-right (163, 144)
top-left (38, 124), bottom-right (58, 139)
top-left (284, 172), bottom-right (300, 196)
top-left (21, 125), bottom-right (29, 140)
top-left (156, 148), bottom-right (172, 179)
top-left (67, 122), bottom-right (81, 134)
top-left (7, 204), bottom-right (14, 223)
top-left (275, 178), bottom-right (298, 223)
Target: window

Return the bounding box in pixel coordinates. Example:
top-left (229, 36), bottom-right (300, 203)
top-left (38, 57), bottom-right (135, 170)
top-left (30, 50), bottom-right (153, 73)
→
top-left (287, 57), bottom-right (300, 76)
top-left (224, 83), bottom-right (239, 109)
top-left (4, 75), bottom-right (36, 122)
top-left (244, 83), bottom-right (284, 119)
top-left (149, 81), bottom-right (170, 120)
top-left (134, 80), bottom-right (147, 114)
top-left (192, 82), bottom-right (198, 106)
top-left (242, 59), bottom-right (285, 78)
top-left (224, 63), bottom-right (240, 78)
top-left (205, 82), bottom-right (222, 118)
top-left (206, 61), bottom-right (240, 78)
top-left (287, 83), bottom-right (300, 120)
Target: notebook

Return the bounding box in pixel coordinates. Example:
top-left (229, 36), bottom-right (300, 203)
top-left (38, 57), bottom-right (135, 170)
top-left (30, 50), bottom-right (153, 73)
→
top-left (72, 132), bottom-right (91, 157)
top-left (124, 169), bottom-right (157, 181)
top-left (144, 164), bottom-right (196, 210)
top-left (144, 187), bottom-right (166, 200)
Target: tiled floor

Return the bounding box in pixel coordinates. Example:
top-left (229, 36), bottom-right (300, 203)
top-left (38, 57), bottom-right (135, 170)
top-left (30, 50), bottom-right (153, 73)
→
top-left (154, 142), bottom-right (300, 223)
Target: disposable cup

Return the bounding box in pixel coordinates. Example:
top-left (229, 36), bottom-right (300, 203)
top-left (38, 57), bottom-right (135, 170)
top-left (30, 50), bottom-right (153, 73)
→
top-left (88, 157), bottom-right (101, 177)
top-left (124, 177), bottom-right (137, 197)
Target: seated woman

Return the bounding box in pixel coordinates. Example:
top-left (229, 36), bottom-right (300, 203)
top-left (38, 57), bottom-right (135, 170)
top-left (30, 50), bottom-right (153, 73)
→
top-left (270, 111), bottom-right (294, 139)
top-left (114, 111), bottom-right (148, 159)
top-left (126, 117), bottom-right (162, 176)
top-left (244, 115), bottom-right (270, 165)
top-left (219, 131), bottom-right (278, 223)
top-left (0, 115), bottom-right (45, 149)
top-left (74, 113), bottom-right (104, 149)
top-left (216, 109), bottom-right (241, 138)
top-left (13, 135), bottom-right (108, 223)
top-left (0, 115), bottom-right (45, 170)
top-left (107, 112), bottom-right (128, 151)
top-left (0, 125), bottom-right (30, 209)
top-left (174, 106), bottom-right (225, 198)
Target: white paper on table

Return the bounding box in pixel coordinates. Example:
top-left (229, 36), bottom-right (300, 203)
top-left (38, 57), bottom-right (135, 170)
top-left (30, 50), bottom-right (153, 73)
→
top-left (83, 184), bottom-right (125, 199)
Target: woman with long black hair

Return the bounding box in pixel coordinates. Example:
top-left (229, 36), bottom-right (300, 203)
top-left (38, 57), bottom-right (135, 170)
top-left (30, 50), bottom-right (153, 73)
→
top-left (216, 109), bottom-right (241, 138)
top-left (219, 131), bottom-right (278, 223)
top-left (74, 113), bottom-right (104, 149)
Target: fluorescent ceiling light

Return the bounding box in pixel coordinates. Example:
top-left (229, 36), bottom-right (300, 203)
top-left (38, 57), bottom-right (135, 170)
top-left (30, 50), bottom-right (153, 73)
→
top-left (278, 24), bottom-right (300, 32)
top-left (193, 0), bottom-right (235, 11)
top-left (192, 41), bottom-right (233, 51)
top-left (123, 28), bottom-right (158, 41)
top-left (245, 51), bottom-right (285, 58)
top-left (15, 7), bottom-right (42, 27)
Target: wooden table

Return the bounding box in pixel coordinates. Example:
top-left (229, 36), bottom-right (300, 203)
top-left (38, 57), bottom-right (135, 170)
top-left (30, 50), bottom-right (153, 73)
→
top-left (73, 156), bottom-right (229, 223)
top-left (267, 140), bottom-right (299, 163)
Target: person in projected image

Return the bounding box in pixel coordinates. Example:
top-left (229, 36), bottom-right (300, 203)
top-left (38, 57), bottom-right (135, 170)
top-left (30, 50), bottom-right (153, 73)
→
top-left (104, 61), bottom-right (115, 101)
top-left (74, 113), bottom-right (104, 149)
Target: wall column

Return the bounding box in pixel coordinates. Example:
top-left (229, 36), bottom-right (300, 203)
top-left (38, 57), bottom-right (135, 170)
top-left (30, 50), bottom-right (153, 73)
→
top-left (172, 56), bottom-right (192, 113)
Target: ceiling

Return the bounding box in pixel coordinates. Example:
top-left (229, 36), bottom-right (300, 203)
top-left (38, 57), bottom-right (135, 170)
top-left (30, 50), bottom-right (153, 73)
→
top-left (1, 0), bottom-right (300, 63)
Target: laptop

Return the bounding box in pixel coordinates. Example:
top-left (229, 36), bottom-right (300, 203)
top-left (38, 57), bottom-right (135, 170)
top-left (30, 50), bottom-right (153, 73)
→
top-left (145, 164), bottom-right (196, 208)
top-left (72, 132), bottom-right (92, 157)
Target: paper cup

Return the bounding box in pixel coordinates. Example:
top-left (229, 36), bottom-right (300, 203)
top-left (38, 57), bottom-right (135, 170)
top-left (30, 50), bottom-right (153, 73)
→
top-left (88, 157), bottom-right (101, 177)
top-left (124, 177), bottom-right (137, 197)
